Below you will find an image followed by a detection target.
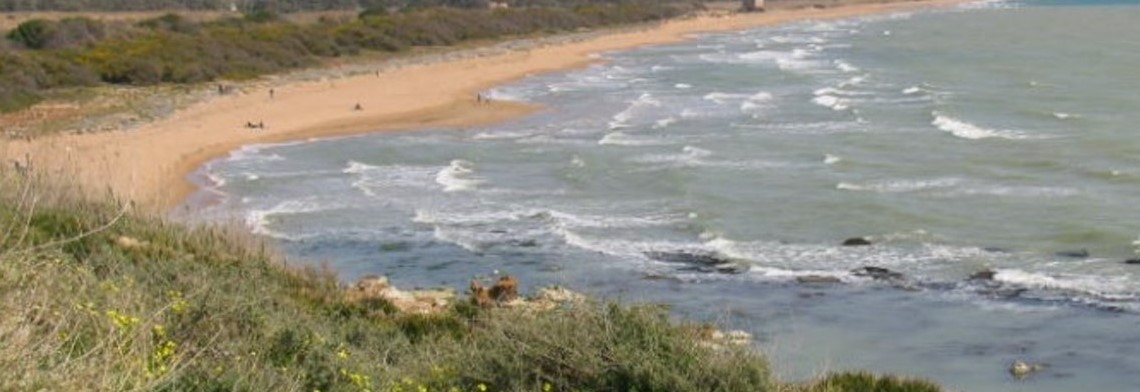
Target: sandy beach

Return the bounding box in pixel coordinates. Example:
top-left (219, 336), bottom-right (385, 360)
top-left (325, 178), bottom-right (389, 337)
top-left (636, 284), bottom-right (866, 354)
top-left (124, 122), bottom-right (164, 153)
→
top-left (1, 0), bottom-right (964, 212)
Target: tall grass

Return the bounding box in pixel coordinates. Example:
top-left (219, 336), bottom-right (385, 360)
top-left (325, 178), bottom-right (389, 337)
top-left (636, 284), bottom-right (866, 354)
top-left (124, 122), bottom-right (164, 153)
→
top-left (0, 171), bottom-right (943, 391)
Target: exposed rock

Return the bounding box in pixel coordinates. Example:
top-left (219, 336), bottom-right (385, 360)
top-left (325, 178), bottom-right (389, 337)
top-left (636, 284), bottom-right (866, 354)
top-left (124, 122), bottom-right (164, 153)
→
top-left (470, 275), bottom-right (520, 307)
top-left (982, 247), bottom-right (1010, 253)
top-left (522, 286), bottom-right (588, 312)
top-left (1123, 258), bottom-right (1140, 265)
top-left (842, 237), bottom-right (872, 246)
top-left (1009, 359), bottom-right (1048, 379)
top-left (644, 250), bottom-right (747, 274)
top-left (851, 266), bottom-right (904, 281)
top-left (489, 275), bottom-right (519, 302)
top-left (796, 275), bottom-right (842, 284)
top-left (1055, 249), bottom-right (1089, 259)
top-left (345, 275), bottom-right (455, 314)
top-left (968, 269), bottom-right (997, 281)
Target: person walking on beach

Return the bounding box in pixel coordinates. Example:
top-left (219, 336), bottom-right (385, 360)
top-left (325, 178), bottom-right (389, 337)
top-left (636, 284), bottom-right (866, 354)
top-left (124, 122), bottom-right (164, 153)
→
top-left (269, 88), bottom-right (275, 99)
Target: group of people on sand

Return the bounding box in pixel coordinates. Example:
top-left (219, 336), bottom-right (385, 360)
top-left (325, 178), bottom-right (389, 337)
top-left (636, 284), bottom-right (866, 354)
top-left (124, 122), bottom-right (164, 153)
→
top-left (245, 121), bottom-right (265, 129)
top-left (476, 93), bottom-right (493, 103)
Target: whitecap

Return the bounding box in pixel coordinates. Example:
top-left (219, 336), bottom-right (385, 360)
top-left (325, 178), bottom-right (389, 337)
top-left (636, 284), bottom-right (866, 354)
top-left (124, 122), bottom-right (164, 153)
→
top-left (823, 154), bottom-right (842, 165)
top-left (834, 60), bottom-right (860, 73)
top-left (837, 178), bottom-right (962, 193)
top-left (931, 112), bottom-right (1028, 140)
top-left (598, 132), bottom-right (668, 146)
top-left (245, 199), bottom-right (336, 239)
top-left (435, 159), bottom-right (484, 192)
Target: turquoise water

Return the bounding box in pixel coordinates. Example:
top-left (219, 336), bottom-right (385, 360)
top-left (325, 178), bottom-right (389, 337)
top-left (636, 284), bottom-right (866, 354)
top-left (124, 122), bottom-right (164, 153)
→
top-left (193, 1), bottom-right (1140, 390)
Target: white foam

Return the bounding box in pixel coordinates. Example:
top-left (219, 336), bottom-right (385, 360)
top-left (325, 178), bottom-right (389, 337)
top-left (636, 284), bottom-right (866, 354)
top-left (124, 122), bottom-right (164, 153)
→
top-left (435, 159), bottom-right (484, 192)
top-left (245, 199), bottom-right (334, 239)
top-left (823, 154), bottom-right (842, 165)
top-left (994, 269), bottom-right (1136, 299)
top-left (834, 60), bottom-right (859, 73)
top-left (654, 117), bottom-right (678, 129)
top-left (570, 155), bottom-right (586, 168)
top-left (205, 171), bottom-right (227, 187)
top-left (343, 160), bottom-right (377, 174)
top-left (812, 94), bottom-right (850, 111)
top-left (902, 86), bottom-right (924, 95)
top-left (598, 132), bottom-right (668, 146)
top-left (931, 113), bottom-right (1028, 140)
top-left (472, 130), bottom-right (535, 140)
top-left (837, 178), bottom-right (962, 193)
top-left (1052, 112), bottom-right (1080, 120)
top-left (674, 83), bottom-right (693, 89)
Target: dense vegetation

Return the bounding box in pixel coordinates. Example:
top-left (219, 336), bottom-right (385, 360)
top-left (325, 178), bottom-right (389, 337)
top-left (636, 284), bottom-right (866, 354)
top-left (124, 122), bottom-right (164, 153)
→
top-left (0, 172), bottom-right (946, 391)
top-left (0, 1), bottom-right (699, 112)
top-left (1, 0), bottom-right (684, 12)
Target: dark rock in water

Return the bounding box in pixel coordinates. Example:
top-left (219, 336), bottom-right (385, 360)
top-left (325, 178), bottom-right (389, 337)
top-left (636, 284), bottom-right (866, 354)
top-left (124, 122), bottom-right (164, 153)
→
top-left (968, 269), bottom-right (997, 281)
top-left (987, 287), bottom-right (1028, 299)
top-left (1124, 258), bottom-right (1140, 265)
top-left (645, 251), bottom-right (746, 274)
top-left (1055, 249), bottom-right (1089, 258)
top-left (489, 229), bottom-right (508, 234)
top-left (645, 250), bottom-right (729, 265)
top-left (796, 275), bottom-right (842, 284)
top-left (983, 247), bottom-right (1010, 253)
top-left (508, 239), bottom-right (539, 247)
top-left (851, 266), bottom-right (904, 281)
top-left (842, 237), bottom-right (872, 246)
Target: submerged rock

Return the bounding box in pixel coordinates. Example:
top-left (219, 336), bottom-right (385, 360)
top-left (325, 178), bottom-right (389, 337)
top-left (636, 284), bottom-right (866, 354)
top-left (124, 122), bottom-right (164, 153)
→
top-left (1123, 258), bottom-right (1140, 265)
top-left (842, 237), bottom-right (872, 246)
top-left (644, 250), bottom-right (747, 274)
top-left (852, 266), bottom-right (904, 281)
top-left (1055, 249), bottom-right (1090, 259)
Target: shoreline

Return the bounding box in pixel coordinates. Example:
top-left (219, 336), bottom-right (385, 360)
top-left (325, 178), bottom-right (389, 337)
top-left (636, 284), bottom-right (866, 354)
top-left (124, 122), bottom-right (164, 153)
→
top-left (2, 0), bottom-right (967, 213)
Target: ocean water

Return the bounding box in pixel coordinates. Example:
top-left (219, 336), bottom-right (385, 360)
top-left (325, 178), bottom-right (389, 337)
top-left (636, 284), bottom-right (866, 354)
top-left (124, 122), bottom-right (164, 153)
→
top-left (191, 1), bottom-right (1140, 390)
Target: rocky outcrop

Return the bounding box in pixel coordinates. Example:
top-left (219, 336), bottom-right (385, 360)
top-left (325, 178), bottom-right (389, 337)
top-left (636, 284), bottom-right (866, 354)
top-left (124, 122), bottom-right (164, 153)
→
top-left (470, 275), bottom-right (520, 307)
top-left (346, 275), bottom-right (455, 314)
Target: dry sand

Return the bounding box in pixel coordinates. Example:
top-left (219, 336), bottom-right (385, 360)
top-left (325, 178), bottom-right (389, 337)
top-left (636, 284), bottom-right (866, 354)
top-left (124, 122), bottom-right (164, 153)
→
top-left (1, 0), bottom-right (966, 212)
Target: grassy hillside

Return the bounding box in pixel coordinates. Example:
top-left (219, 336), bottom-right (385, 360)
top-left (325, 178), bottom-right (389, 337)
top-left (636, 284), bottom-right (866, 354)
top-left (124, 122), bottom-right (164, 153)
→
top-left (0, 172), bottom-right (944, 391)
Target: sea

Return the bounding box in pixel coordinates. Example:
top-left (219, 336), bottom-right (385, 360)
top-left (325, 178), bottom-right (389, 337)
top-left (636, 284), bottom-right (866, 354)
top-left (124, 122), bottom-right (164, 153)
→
top-left (188, 1), bottom-right (1140, 390)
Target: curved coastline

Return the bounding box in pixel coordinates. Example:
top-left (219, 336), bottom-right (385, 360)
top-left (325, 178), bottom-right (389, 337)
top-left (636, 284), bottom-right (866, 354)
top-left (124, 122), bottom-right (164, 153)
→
top-left (2, 0), bottom-right (967, 213)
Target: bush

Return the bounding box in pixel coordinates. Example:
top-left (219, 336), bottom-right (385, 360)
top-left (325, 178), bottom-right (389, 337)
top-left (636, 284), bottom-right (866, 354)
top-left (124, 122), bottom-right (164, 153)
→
top-left (806, 371), bottom-right (944, 392)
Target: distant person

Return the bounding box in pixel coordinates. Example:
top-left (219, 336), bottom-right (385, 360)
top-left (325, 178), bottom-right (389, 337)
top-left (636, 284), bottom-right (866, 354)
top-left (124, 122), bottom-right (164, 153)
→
top-left (354, 103), bottom-right (363, 111)
top-left (269, 88), bottom-right (275, 99)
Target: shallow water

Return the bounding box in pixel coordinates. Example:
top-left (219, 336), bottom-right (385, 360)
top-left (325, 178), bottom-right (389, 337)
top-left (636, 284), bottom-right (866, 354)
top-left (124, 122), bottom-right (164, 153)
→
top-left (191, 1), bottom-right (1140, 390)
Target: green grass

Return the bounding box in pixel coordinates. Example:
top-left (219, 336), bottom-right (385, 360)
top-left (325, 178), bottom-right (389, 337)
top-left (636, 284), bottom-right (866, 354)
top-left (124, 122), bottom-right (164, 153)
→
top-left (0, 172), bottom-right (944, 392)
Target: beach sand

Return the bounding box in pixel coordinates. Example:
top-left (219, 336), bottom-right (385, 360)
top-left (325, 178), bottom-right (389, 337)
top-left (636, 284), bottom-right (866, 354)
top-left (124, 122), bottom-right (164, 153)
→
top-left (1, 0), bottom-right (965, 212)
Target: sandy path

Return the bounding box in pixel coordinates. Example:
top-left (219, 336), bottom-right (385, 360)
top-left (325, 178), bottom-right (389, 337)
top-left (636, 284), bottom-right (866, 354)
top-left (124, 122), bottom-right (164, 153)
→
top-left (1, 0), bottom-right (965, 212)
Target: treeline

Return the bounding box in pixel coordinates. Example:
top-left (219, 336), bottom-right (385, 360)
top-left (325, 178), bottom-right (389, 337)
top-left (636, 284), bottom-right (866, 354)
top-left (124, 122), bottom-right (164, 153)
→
top-left (0, 1), bottom-right (699, 112)
top-left (0, 0), bottom-right (660, 12)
